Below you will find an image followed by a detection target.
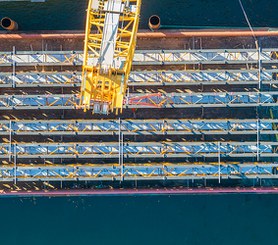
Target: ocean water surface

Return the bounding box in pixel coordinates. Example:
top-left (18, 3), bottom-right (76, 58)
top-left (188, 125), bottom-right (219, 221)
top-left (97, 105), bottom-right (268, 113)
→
top-left (0, 0), bottom-right (277, 30)
top-left (0, 194), bottom-right (277, 245)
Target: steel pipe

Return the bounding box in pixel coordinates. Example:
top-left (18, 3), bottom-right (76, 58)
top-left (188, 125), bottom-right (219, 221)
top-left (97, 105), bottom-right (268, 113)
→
top-left (148, 15), bottom-right (161, 30)
top-left (0, 17), bottom-right (18, 31)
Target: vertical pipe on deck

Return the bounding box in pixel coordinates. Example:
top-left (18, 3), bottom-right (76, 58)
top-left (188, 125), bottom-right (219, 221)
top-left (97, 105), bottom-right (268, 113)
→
top-left (218, 142), bottom-right (221, 184)
top-left (258, 42), bottom-right (262, 91)
top-left (121, 128), bottom-right (124, 182)
top-left (14, 143), bottom-right (17, 185)
top-left (119, 118), bottom-right (124, 181)
top-left (257, 40), bottom-right (261, 162)
top-left (257, 119), bottom-right (260, 161)
top-left (118, 118), bottom-right (120, 165)
top-left (9, 120), bottom-right (12, 162)
top-left (12, 46), bottom-right (16, 88)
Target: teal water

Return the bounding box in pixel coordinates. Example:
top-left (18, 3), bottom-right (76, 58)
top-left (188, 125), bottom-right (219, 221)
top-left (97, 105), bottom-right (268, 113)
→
top-left (0, 0), bottom-right (278, 30)
top-left (1, 194), bottom-right (277, 245)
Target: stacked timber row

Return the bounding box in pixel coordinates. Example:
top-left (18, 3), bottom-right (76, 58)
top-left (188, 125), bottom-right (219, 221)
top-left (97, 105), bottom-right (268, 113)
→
top-left (0, 32), bottom-right (278, 191)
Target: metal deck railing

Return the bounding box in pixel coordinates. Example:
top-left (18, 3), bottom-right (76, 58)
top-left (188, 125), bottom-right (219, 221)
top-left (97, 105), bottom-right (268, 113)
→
top-left (1, 163), bottom-right (278, 182)
top-left (0, 141), bottom-right (277, 159)
top-left (1, 48), bottom-right (278, 66)
top-left (0, 119), bottom-right (277, 136)
top-left (1, 69), bottom-right (278, 87)
top-left (0, 92), bottom-right (277, 110)
top-left (1, 47), bottom-right (278, 184)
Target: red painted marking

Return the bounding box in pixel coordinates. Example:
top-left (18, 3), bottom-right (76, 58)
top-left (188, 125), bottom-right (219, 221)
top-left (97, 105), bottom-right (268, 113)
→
top-left (1, 29), bottom-right (278, 40)
top-left (1, 188), bottom-right (278, 197)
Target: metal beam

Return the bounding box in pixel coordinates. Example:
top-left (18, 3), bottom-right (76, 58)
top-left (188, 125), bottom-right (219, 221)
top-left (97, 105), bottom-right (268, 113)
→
top-left (1, 163), bottom-right (278, 182)
top-left (1, 70), bottom-right (278, 87)
top-left (1, 141), bottom-right (277, 159)
top-left (1, 48), bottom-right (278, 67)
top-left (0, 119), bottom-right (278, 136)
top-left (0, 92), bottom-right (277, 110)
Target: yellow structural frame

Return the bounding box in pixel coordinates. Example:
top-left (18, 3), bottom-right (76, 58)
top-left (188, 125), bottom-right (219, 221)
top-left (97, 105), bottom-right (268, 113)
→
top-left (80, 0), bottom-right (141, 114)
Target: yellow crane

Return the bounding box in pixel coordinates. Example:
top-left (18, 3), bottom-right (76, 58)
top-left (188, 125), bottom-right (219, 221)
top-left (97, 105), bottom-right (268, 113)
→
top-left (80, 0), bottom-right (141, 114)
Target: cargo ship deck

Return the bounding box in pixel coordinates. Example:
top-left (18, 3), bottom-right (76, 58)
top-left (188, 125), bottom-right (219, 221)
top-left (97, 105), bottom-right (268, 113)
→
top-left (1, 29), bottom-right (278, 195)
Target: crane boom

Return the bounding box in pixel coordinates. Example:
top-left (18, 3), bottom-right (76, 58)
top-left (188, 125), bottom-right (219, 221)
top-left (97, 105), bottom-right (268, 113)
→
top-left (80, 0), bottom-right (141, 114)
